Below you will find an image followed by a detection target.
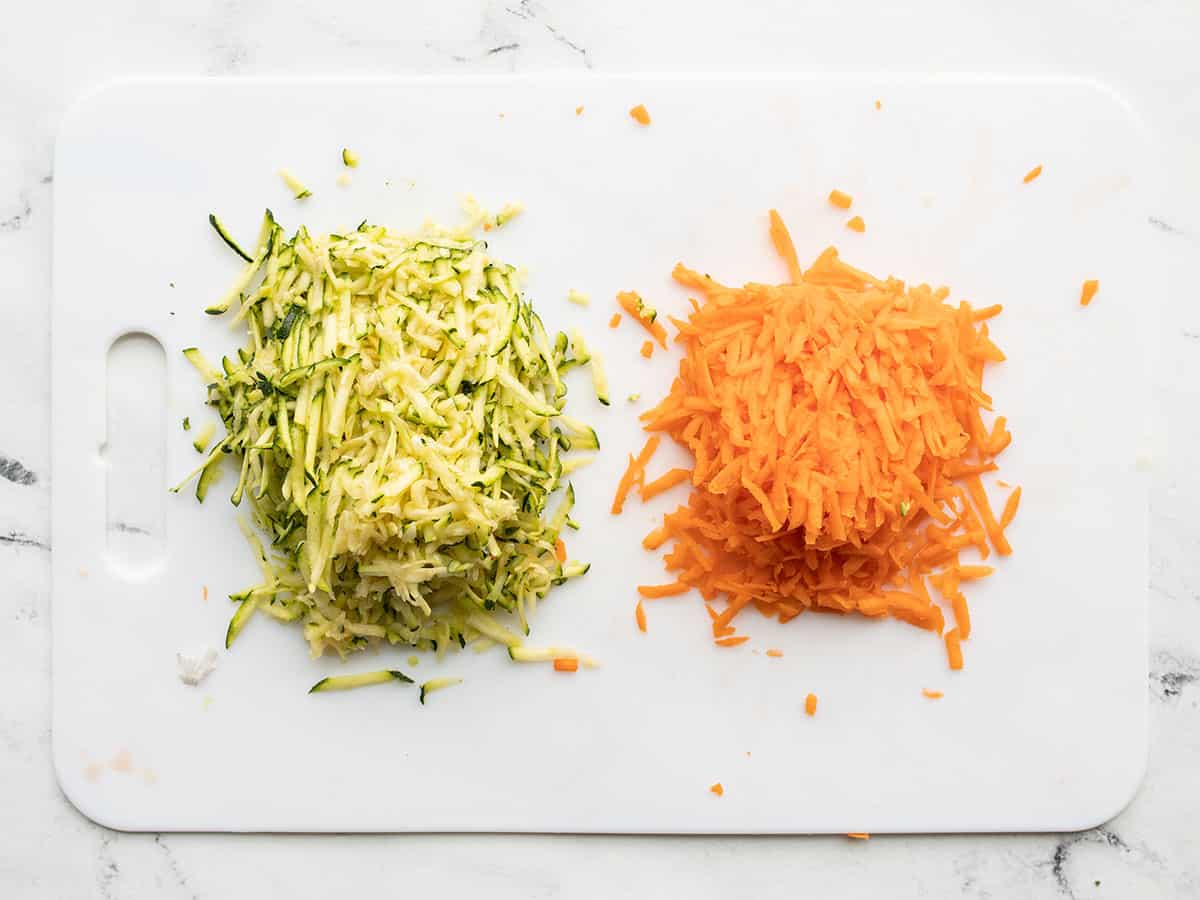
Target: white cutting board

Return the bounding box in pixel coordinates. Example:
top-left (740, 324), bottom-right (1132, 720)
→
top-left (53, 75), bottom-right (1155, 833)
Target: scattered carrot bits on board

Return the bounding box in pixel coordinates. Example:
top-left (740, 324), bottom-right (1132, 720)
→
top-left (805, 693), bottom-right (818, 716)
top-left (575, 105), bottom-right (584, 116)
top-left (710, 782), bottom-right (724, 796)
top-left (1023, 165), bottom-right (1043, 184)
top-left (629, 104), bottom-right (651, 125)
top-left (716, 635), bottom-right (749, 648)
top-left (874, 100), bottom-right (882, 110)
top-left (553, 657), bottom-right (579, 673)
top-left (609, 312), bottom-right (622, 328)
top-left (640, 467), bottom-right (691, 501)
top-left (765, 649), bottom-right (783, 658)
top-left (922, 689), bottom-right (944, 699)
top-left (828, 189), bottom-right (853, 209)
top-left (945, 629), bottom-right (964, 671)
top-left (846, 215), bottom-right (866, 233)
top-left (617, 291), bottom-right (668, 348)
top-left (555, 537), bottom-right (567, 563)
top-left (615, 211), bottom-right (1017, 663)
top-left (1080, 279), bottom-right (1099, 306)
top-left (640, 340), bottom-right (654, 359)
top-left (635, 599), bottom-right (647, 633)
top-left (847, 832), bottom-right (870, 840)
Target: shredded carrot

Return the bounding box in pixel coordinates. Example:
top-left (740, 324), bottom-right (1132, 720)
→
top-left (846, 215), bottom-right (866, 233)
top-left (804, 693), bottom-right (818, 716)
top-left (553, 657), bottom-right (579, 672)
top-left (945, 629), bottom-right (963, 670)
top-left (609, 312), bottom-right (622, 328)
top-left (1023, 165), bottom-right (1043, 184)
top-left (617, 291), bottom-right (669, 348)
top-left (716, 635), bottom-right (749, 647)
top-left (612, 435), bottom-right (661, 514)
top-left (828, 189), bottom-right (853, 209)
top-left (575, 105), bottom-right (584, 116)
top-left (640, 340), bottom-right (654, 359)
top-left (621, 211), bottom-right (1016, 668)
top-left (710, 782), bottom-right (724, 796)
top-left (202, 585), bottom-right (209, 602)
top-left (765, 648), bottom-right (783, 658)
top-left (1000, 486), bottom-right (1022, 529)
top-left (847, 832), bottom-right (870, 840)
top-left (638, 581), bottom-right (690, 599)
top-left (1080, 279), bottom-right (1099, 307)
top-left (874, 100), bottom-right (882, 110)
top-left (635, 599), bottom-right (647, 633)
top-left (640, 467), bottom-right (692, 501)
top-left (555, 537), bottom-right (567, 563)
top-left (629, 104), bottom-right (651, 126)
top-left (922, 688), bottom-right (944, 699)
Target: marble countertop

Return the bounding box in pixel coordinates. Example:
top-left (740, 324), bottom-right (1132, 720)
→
top-left (3, 2), bottom-right (1199, 897)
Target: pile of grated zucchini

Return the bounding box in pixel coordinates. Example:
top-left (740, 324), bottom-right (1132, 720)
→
top-left (178, 209), bottom-right (598, 659)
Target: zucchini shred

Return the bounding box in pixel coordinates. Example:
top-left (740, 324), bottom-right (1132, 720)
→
top-left (179, 208), bottom-right (598, 662)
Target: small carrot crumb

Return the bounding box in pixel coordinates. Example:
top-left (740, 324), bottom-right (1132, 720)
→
top-left (828, 189), bottom-right (853, 210)
top-left (847, 832), bottom-right (870, 840)
top-left (922, 689), bottom-right (944, 699)
top-left (555, 537), bottom-right (567, 563)
top-left (575, 105), bottom-right (584, 116)
top-left (635, 599), bottom-right (647, 633)
top-left (710, 782), bottom-right (724, 796)
top-left (609, 312), bottom-right (622, 328)
top-left (846, 215), bottom-right (866, 233)
top-left (202, 585), bottom-right (209, 602)
top-left (1023, 165), bottom-right (1043, 184)
top-left (874, 100), bottom-right (881, 110)
top-left (640, 340), bottom-right (654, 359)
top-left (1080, 279), bottom-right (1099, 307)
top-left (804, 693), bottom-right (818, 716)
top-left (945, 628), bottom-right (964, 671)
top-left (765, 648), bottom-right (783, 658)
top-left (629, 104), bottom-right (651, 125)
top-left (715, 635), bottom-right (749, 648)
top-left (553, 657), bottom-right (579, 672)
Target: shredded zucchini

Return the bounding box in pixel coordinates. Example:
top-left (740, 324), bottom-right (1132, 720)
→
top-left (419, 677), bottom-right (463, 704)
top-left (566, 289), bottom-right (590, 307)
top-left (183, 210), bottom-right (596, 659)
top-left (279, 169), bottom-right (312, 200)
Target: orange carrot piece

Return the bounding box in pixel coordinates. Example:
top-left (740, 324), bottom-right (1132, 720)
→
top-left (765, 648), bottom-right (783, 658)
top-left (804, 693), bottom-right (818, 716)
top-left (638, 581), bottom-right (690, 599)
top-left (712, 623), bottom-right (737, 639)
top-left (846, 216), bottom-right (866, 233)
top-left (945, 629), bottom-right (963, 670)
top-left (640, 468), bottom-right (692, 501)
top-left (617, 291), bottom-right (669, 348)
top-left (1080, 279), bottom-right (1099, 306)
top-left (1000, 486), bottom-right (1022, 529)
top-left (554, 538), bottom-right (567, 563)
top-left (202, 585), bottom-right (209, 602)
top-left (704, 602), bottom-right (720, 621)
top-left (553, 657), bottom-right (579, 672)
top-left (828, 189), bottom-right (853, 209)
top-left (640, 340), bottom-right (654, 359)
top-left (965, 475), bottom-right (1012, 556)
top-left (951, 592), bottom-right (971, 640)
top-left (609, 312), bottom-right (622, 328)
top-left (768, 208), bottom-right (803, 284)
top-left (715, 635), bottom-right (750, 647)
top-left (847, 832), bottom-right (870, 840)
top-left (642, 525), bottom-right (671, 550)
top-left (922, 689), bottom-right (944, 699)
top-left (611, 436), bottom-right (661, 514)
top-left (575, 105), bottom-right (584, 116)
top-left (635, 600), bottom-right (647, 633)
top-left (1023, 165), bottom-right (1043, 184)
top-left (629, 104), bottom-right (651, 125)
top-left (710, 782), bottom-right (724, 796)
top-left (874, 100), bottom-right (882, 110)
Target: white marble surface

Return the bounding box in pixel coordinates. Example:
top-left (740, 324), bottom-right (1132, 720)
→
top-left (2, 2), bottom-right (1199, 897)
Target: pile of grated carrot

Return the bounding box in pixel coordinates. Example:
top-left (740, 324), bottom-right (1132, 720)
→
top-left (617, 211), bottom-right (1019, 669)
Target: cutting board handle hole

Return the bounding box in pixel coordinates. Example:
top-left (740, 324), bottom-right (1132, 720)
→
top-left (105, 332), bottom-right (166, 576)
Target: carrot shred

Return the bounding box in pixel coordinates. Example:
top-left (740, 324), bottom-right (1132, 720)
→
top-left (847, 832), bottom-right (870, 840)
top-left (922, 688), bottom-right (944, 699)
top-left (715, 635), bottom-right (749, 647)
top-left (621, 211), bottom-right (1014, 669)
top-left (1023, 165), bottom-right (1043, 184)
top-left (575, 105), bottom-right (584, 116)
top-left (554, 538), bottom-right (567, 563)
top-left (1080, 279), bottom-right (1099, 307)
top-left (635, 599), bottom-right (647, 633)
top-left (828, 189), bottom-right (853, 209)
top-left (612, 436), bottom-right (661, 514)
top-left (640, 340), bottom-right (654, 359)
top-left (765, 648), bottom-right (783, 658)
top-left (638, 581), bottom-right (690, 599)
top-left (945, 629), bottom-right (964, 670)
top-left (640, 467), bottom-right (692, 501)
top-left (630, 104), bottom-right (651, 125)
top-left (1000, 486), bottom-right (1022, 529)
top-left (846, 215), bottom-right (866, 233)
top-left (553, 657), bottom-right (579, 672)
top-left (609, 312), bottom-right (622, 328)
top-left (874, 100), bottom-right (882, 110)
top-left (617, 291), bottom-right (669, 348)
top-left (804, 693), bottom-right (818, 716)
top-left (710, 782), bottom-right (724, 796)
top-left (202, 585), bottom-right (209, 602)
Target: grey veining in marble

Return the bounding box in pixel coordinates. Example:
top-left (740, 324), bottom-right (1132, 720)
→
top-left (3, 1), bottom-right (1200, 898)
